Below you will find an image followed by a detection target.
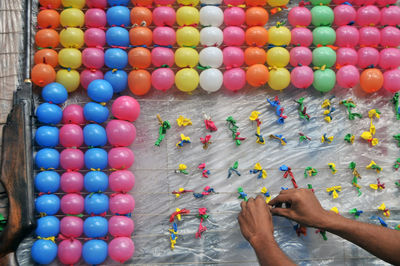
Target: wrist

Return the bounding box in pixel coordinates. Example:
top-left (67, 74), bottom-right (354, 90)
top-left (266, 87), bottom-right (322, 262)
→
top-left (317, 209), bottom-right (341, 230)
top-left (249, 233), bottom-right (275, 249)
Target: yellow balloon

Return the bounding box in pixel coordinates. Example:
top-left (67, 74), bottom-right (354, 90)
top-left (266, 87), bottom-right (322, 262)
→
top-left (175, 68), bottom-right (199, 93)
top-left (268, 26), bottom-right (291, 46)
top-left (58, 48), bottom-right (82, 69)
top-left (60, 8), bottom-right (84, 27)
top-left (176, 27), bottom-right (200, 47)
top-left (175, 48), bottom-right (199, 68)
top-left (176, 7), bottom-right (200, 27)
top-left (267, 0), bottom-right (289, 7)
top-left (60, 28), bottom-right (84, 48)
top-left (267, 47), bottom-right (290, 67)
top-left (177, 0), bottom-right (200, 6)
top-left (56, 69), bottom-right (80, 92)
top-left (62, 0), bottom-right (86, 8)
top-left (268, 67), bottom-right (290, 91)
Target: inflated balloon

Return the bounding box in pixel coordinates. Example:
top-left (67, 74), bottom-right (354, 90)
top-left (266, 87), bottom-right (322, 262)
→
top-left (58, 239), bottom-right (82, 265)
top-left (311, 6), bottom-right (334, 27)
top-left (175, 48), bottom-right (199, 68)
top-left (177, 27), bottom-right (200, 47)
top-left (312, 47), bottom-right (336, 68)
top-left (153, 7), bottom-right (176, 27)
top-left (129, 27), bottom-right (152, 47)
top-left (312, 26), bottom-right (336, 46)
top-left (59, 124), bottom-right (83, 148)
top-left (128, 47), bottom-right (152, 69)
top-left (223, 68), bottom-right (246, 92)
top-left (153, 27), bottom-right (176, 46)
top-left (336, 47), bottom-right (358, 67)
top-left (39, 0), bottom-right (61, 9)
top-left (310, 0), bottom-right (331, 5)
top-left (379, 48), bottom-right (400, 70)
top-left (288, 6), bottom-right (311, 27)
top-left (267, 47), bottom-right (289, 67)
top-left (376, 0), bottom-right (396, 5)
top-left (246, 64), bottom-right (269, 87)
top-left (155, 0), bottom-right (175, 4)
top-left (84, 217), bottom-right (108, 238)
top-left (35, 148), bottom-right (59, 170)
top-left (85, 148), bottom-right (108, 170)
top-left (199, 47), bottom-right (223, 68)
top-left (356, 5), bottom-right (381, 26)
top-left (132, 0), bottom-right (154, 5)
top-left (268, 67), bottom-right (290, 91)
top-left (87, 0), bottom-right (107, 7)
top-left (35, 194), bottom-right (60, 215)
top-left (332, 0), bottom-right (351, 4)
top-left (85, 8), bottom-right (107, 28)
top-left (360, 68), bottom-right (383, 93)
top-left (109, 193), bottom-right (135, 214)
top-left (244, 47), bottom-right (266, 65)
top-left (87, 79), bottom-right (113, 103)
top-left (34, 49), bottom-right (58, 68)
top-left (291, 27), bottom-right (312, 47)
top-left (36, 216), bottom-right (60, 237)
top-left (35, 126), bottom-right (59, 148)
top-left (31, 240), bottom-right (58, 265)
top-left (106, 27), bottom-right (130, 47)
top-left (109, 237), bottom-right (135, 263)
top-left (32, 64), bottom-right (56, 87)
top-left (200, 6), bottom-right (223, 27)
top-left (175, 68), bottom-right (199, 93)
top-left (359, 27), bottom-right (380, 47)
top-left (128, 70), bottom-right (151, 96)
top-left (83, 124), bottom-right (107, 147)
top-left (224, 7), bottom-right (245, 27)
top-left (105, 48), bottom-right (128, 69)
top-left (268, 25), bottom-right (291, 46)
top-left (383, 69), bottom-right (400, 93)
top-left (200, 27), bottom-right (223, 47)
top-left (267, 0), bottom-right (289, 6)
top-left (35, 29), bottom-right (59, 48)
top-left (37, 10), bottom-right (60, 29)
top-left (62, 0), bottom-right (85, 8)
top-left (107, 6), bottom-right (131, 27)
top-left (245, 26), bottom-right (268, 46)
top-left (380, 26), bottom-right (400, 47)
top-left (130, 7), bottom-right (152, 26)
top-left (381, 6), bottom-right (400, 26)
top-left (313, 69), bottom-right (336, 92)
top-left (246, 0), bottom-right (266, 6)
top-left (106, 120), bottom-right (136, 147)
top-left (85, 193), bottom-right (109, 215)
top-left (84, 28), bottom-right (106, 48)
top-left (357, 47), bottom-right (379, 68)
top-left (151, 47), bottom-right (174, 67)
top-left (42, 82), bottom-right (68, 104)
top-left (60, 8), bottom-right (85, 27)
top-left (178, 0), bottom-right (199, 5)
top-left (245, 7), bottom-right (268, 27)
top-left (83, 102), bottom-right (109, 123)
top-left (223, 26), bottom-right (245, 46)
top-left (105, 70), bottom-right (128, 93)
top-left (59, 48), bottom-right (82, 69)
top-left (109, 0), bottom-right (130, 5)
top-left (35, 170), bottom-right (60, 193)
top-left (336, 65), bottom-right (359, 88)
top-left (333, 4), bottom-right (356, 26)
top-left (82, 240), bottom-right (108, 265)
top-left (335, 25), bottom-right (359, 47)
top-left (109, 170), bottom-right (135, 193)
top-left (223, 47), bottom-right (244, 68)
top-left (60, 216), bottom-right (83, 238)
top-left (108, 147), bottom-right (135, 169)
top-left (109, 216), bottom-right (134, 237)
top-left (291, 66), bottom-right (313, 89)
top-left (62, 104), bottom-right (85, 125)
top-left (152, 68), bottom-right (175, 92)
top-left (82, 48), bottom-right (104, 69)
top-left (60, 148), bottom-right (84, 170)
top-left (224, 0), bottom-right (244, 4)
top-left (56, 69), bottom-right (80, 93)
top-left (200, 68), bottom-right (223, 93)
top-left (36, 103), bottom-right (62, 124)
top-left (80, 69), bottom-right (104, 89)
top-left (111, 96), bottom-right (141, 122)
top-left (60, 171), bottom-right (84, 193)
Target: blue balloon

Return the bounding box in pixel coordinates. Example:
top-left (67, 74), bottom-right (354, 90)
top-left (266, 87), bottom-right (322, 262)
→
top-left (106, 27), bottom-right (130, 47)
top-left (31, 239), bottom-right (58, 264)
top-left (85, 193), bottom-right (109, 215)
top-left (35, 216), bottom-right (60, 237)
top-left (87, 79), bottom-right (114, 103)
top-left (41, 82), bottom-right (68, 104)
top-left (108, 0), bottom-right (130, 5)
top-left (82, 240), bottom-right (108, 265)
top-left (83, 102), bottom-right (109, 124)
top-left (35, 171), bottom-right (60, 193)
top-left (104, 70), bottom-right (128, 93)
top-left (83, 216), bottom-right (108, 238)
top-left (36, 103), bottom-right (63, 125)
top-left (84, 148), bottom-right (108, 170)
top-left (35, 126), bottom-right (59, 147)
top-left (35, 194), bottom-right (60, 215)
top-left (104, 48), bottom-right (128, 69)
top-left (84, 171), bottom-right (108, 192)
top-left (107, 6), bottom-right (131, 27)
top-left (83, 124), bottom-right (107, 147)
top-left (35, 148), bottom-right (60, 170)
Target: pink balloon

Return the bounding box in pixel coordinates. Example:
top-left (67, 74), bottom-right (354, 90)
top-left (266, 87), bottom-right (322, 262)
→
top-left (61, 193), bottom-right (84, 215)
top-left (62, 104), bottom-right (85, 125)
top-left (58, 239), bottom-right (82, 265)
top-left (153, 27), bottom-right (176, 46)
top-left (223, 26), bottom-right (245, 46)
top-left (152, 7), bottom-right (175, 27)
top-left (359, 27), bottom-right (380, 47)
top-left (354, 0), bottom-right (375, 5)
top-left (106, 120), bottom-right (136, 147)
top-left (86, 0), bottom-right (107, 8)
top-left (381, 6), bottom-right (400, 26)
top-left (108, 147), bottom-right (135, 170)
top-left (108, 237), bottom-right (135, 263)
top-left (336, 48), bottom-right (358, 67)
top-left (336, 26), bottom-right (359, 47)
top-left (291, 27), bottom-right (312, 47)
top-left (60, 171), bottom-right (84, 193)
top-left (60, 216), bottom-right (83, 237)
top-left (111, 96), bottom-right (141, 122)
top-left (85, 8), bottom-right (106, 28)
top-left (223, 7), bottom-right (245, 26)
top-left (223, 68), bottom-right (246, 92)
top-left (337, 65), bottom-right (360, 88)
top-left (109, 216), bottom-right (134, 237)
top-left (60, 149), bottom-right (84, 171)
top-left (59, 124), bottom-right (84, 148)
top-left (381, 26), bottom-right (400, 47)
top-left (224, 0), bottom-right (245, 5)
top-left (357, 47), bottom-right (379, 68)
top-left (376, 0), bottom-right (396, 6)
top-left (332, 0), bottom-right (352, 4)
top-left (333, 4), bottom-right (356, 26)
top-left (84, 28), bottom-right (106, 48)
top-left (383, 69), bottom-right (400, 93)
top-left (154, 0), bottom-right (175, 4)
top-left (356, 5), bottom-right (381, 26)
top-left (151, 47), bottom-right (174, 67)
top-left (223, 47), bottom-right (244, 68)
top-left (289, 46), bottom-right (312, 67)
top-left (82, 48), bottom-right (104, 69)
top-left (151, 68), bottom-right (175, 91)
top-left (291, 66), bottom-right (313, 89)
top-left (109, 170), bottom-right (135, 193)
top-left (80, 69), bottom-right (104, 89)
top-left (288, 6), bottom-right (311, 27)
top-left (379, 48), bottom-right (400, 70)
top-left (110, 194), bottom-right (135, 214)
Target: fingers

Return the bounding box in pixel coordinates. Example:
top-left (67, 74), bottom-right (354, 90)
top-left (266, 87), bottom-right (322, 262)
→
top-left (270, 207), bottom-right (291, 218)
top-left (240, 200), bottom-right (247, 210)
top-left (268, 193), bottom-right (293, 206)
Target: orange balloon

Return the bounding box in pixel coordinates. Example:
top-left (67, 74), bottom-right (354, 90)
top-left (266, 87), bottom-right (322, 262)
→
top-left (244, 47), bottom-right (266, 65)
top-left (246, 64), bottom-right (269, 87)
top-left (245, 0), bottom-right (267, 6)
top-left (39, 0), bottom-right (61, 8)
top-left (129, 27), bottom-right (153, 47)
top-left (131, 0), bottom-right (154, 6)
top-left (34, 49), bottom-right (58, 67)
top-left (128, 47), bottom-right (151, 69)
top-left (37, 10), bottom-right (60, 29)
top-left (245, 7), bottom-right (269, 26)
top-left (35, 29), bottom-right (59, 48)
top-left (128, 70), bottom-right (151, 95)
top-left (360, 68), bottom-right (383, 93)
top-left (130, 7), bottom-right (152, 26)
top-left (31, 64), bottom-right (56, 87)
top-left (245, 26), bottom-right (268, 46)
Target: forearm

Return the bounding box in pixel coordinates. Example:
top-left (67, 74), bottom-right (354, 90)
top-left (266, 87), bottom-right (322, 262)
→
top-left (250, 236), bottom-right (296, 266)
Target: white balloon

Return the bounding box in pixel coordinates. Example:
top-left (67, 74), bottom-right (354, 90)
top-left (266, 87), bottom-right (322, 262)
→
top-left (200, 27), bottom-right (223, 47)
top-left (199, 47), bottom-right (223, 68)
top-left (200, 68), bottom-right (223, 93)
top-left (200, 0), bottom-right (222, 4)
top-left (200, 6), bottom-right (224, 27)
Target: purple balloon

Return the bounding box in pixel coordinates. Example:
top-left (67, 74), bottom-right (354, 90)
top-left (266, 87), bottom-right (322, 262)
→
top-left (359, 27), bottom-right (380, 47)
top-left (84, 28), bottom-right (106, 48)
top-left (60, 216), bottom-right (83, 238)
top-left (106, 120), bottom-right (136, 147)
top-left (80, 69), bottom-right (104, 89)
top-left (108, 237), bottom-right (135, 263)
top-left (109, 216), bottom-right (134, 237)
top-left (289, 47), bottom-right (312, 67)
top-left (335, 26), bottom-right (359, 47)
top-left (291, 66), bottom-right (313, 89)
top-left (60, 171), bottom-right (84, 193)
top-left (379, 48), bottom-right (400, 70)
top-left (60, 149), bottom-right (84, 171)
top-left (381, 26), bottom-right (400, 47)
top-left (357, 47), bottom-right (379, 68)
top-left (383, 69), bottom-right (400, 93)
top-left (291, 27), bottom-right (312, 47)
top-left (109, 170), bottom-right (135, 193)
top-left (334, 5), bottom-right (356, 26)
top-left (108, 147), bottom-right (134, 170)
top-left (82, 48), bottom-right (105, 69)
top-left (337, 65), bottom-right (360, 88)
top-left (59, 124), bottom-right (83, 148)
top-left (58, 239), bottom-right (82, 265)
top-left (336, 48), bottom-right (358, 67)
top-left (151, 68), bottom-right (175, 91)
top-left (109, 194), bottom-right (135, 214)
top-left (61, 193), bottom-right (84, 215)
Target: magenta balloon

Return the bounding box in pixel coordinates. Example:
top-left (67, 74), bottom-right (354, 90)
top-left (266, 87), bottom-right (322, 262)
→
top-left (58, 239), bottom-right (82, 265)
top-left (155, 0), bottom-right (175, 4)
top-left (84, 28), bottom-right (106, 48)
top-left (85, 8), bottom-right (106, 28)
top-left (288, 7), bottom-right (311, 27)
top-left (153, 27), bottom-right (176, 46)
top-left (383, 69), bottom-right (400, 93)
top-left (86, 0), bottom-right (107, 8)
top-left (61, 193), bottom-right (84, 215)
top-left (376, 0), bottom-right (396, 6)
top-left (291, 27), bottom-right (312, 47)
top-left (357, 47), bottom-right (379, 68)
top-left (291, 66), bottom-right (313, 89)
top-left (223, 47), bottom-right (244, 68)
top-left (223, 68), bottom-right (246, 92)
top-left (335, 26), bottom-right (359, 47)
top-left (224, 0), bottom-right (245, 6)
top-left (60, 171), bottom-right (84, 193)
top-left (336, 48), bottom-right (358, 67)
top-left (59, 124), bottom-right (84, 148)
top-left (381, 26), bottom-right (400, 47)
top-left (151, 47), bottom-right (174, 67)
top-left (356, 5), bottom-right (381, 26)
top-left (337, 65), bottom-right (360, 88)
top-left (110, 194), bottom-right (135, 214)
top-left (151, 68), bottom-right (175, 92)
top-left (223, 7), bottom-right (245, 26)
top-left (223, 26), bottom-right (245, 46)
top-left (332, 0), bottom-right (352, 4)
top-left (106, 120), bottom-right (136, 147)
top-left (381, 6), bottom-right (400, 26)
top-left (152, 7), bottom-right (176, 27)
top-left (289, 46), bottom-right (312, 67)
top-left (333, 5), bottom-right (356, 26)
top-left (60, 149), bottom-right (84, 171)
top-left (109, 170), bottom-right (135, 193)
top-left (111, 96), bottom-right (141, 122)
top-left (60, 216), bottom-right (83, 237)
top-left (359, 27), bottom-right (380, 47)
top-left (62, 104), bottom-right (85, 125)
top-left (82, 48), bottom-right (104, 69)
top-left (80, 69), bottom-right (104, 89)
top-left (108, 237), bottom-right (135, 263)
top-left (354, 0), bottom-right (375, 5)
top-left (108, 147), bottom-right (134, 170)
top-left (109, 216), bottom-right (134, 237)
top-left (379, 48), bottom-right (400, 70)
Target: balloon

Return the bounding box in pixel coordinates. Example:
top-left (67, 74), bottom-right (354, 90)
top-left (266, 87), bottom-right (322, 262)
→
top-left (84, 28), bottom-right (106, 48)
top-left (59, 48), bottom-right (82, 69)
top-left (62, 0), bottom-right (85, 8)
top-left (268, 67), bottom-right (290, 91)
top-left (223, 26), bottom-right (245, 46)
top-left (109, 237), bottom-right (135, 263)
top-left (267, 47), bottom-right (289, 67)
top-left (312, 26), bottom-right (336, 46)
top-left (245, 26), bottom-right (268, 46)
top-left (59, 124), bottom-right (83, 148)
top-left (85, 193), bottom-right (109, 215)
top-left (83, 102), bottom-right (109, 123)
top-left (246, 64), bottom-right (269, 87)
top-left (62, 104), bottom-right (85, 125)
top-left (128, 70), bottom-right (151, 95)
top-left (87, 0), bottom-right (107, 7)
top-left (56, 69), bottom-right (80, 93)
top-left (359, 27), bottom-right (380, 47)
top-left (35, 29), bottom-right (59, 48)
top-left (105, 48), bottom-right (128, 69)
top-left (31, 240), bottom-right (57, 264)
top-left (130, 7), bottom-right (152, 26)
top-left (106, 120), bottom-right (136, 147)
top-left (36, 216), bottom-right (60, 237)
top-left (132, 0), bottom-right (154, 5)
top-left (291, 27), bottom-right (312, 47)
top-left (224, 0), bottom-right (244, 4)
top-left (35, 148), bottom-right (59, 170)
top-left (224, 7), bottom-right (245, 27)
top-left (60, 216), bottom-right (83, 238)
top-left (35, 194), bottom-right (60, 215)
top-left (199, 47), bottom-right (223, 68)
top-left (151, 68), bottom-right (175, 92)
top-left (311, 6), bottom-right (334, 27)
top-left (82, 48), bottom-right (104, 69)
top-left (112, 96), bottom-right (141, 122)
top-left (200, 6), bottom-right (223, 27)
top-left (155, 0), bottom-right (175, 4)
top-left (175, 68), bottom-right (199, 93)
top-left (310, 0), bottom-right (331, 5)
top-left (82, 240), bottom-right (108, 265)
top-left (31, 64), bottom-right (56, 87)
top-left (200, 27), bottom-right (223, 47)
top-left (83, 124), bottom-right (107, 147)
top-left (383, 69), bottom-right (400, 93)
top-left (36, 103), bottom-right (62, 124)
top-left (244, 47), bottom-right (266, 65)
top-left (313, 69), bottom-right (336, 92)
top-left (246, 0), bottom-right (266, 5)
top-left (109, 216), bottom-right (134, 237)
top-left (84, 216), bottom-right (108, 238)
top-left (312, 47), bottom-right (336, 68)
top-left (153, 7), bottom-right (176, 27)
top-left (61, 193), bottom-right (84, 215)
top-left (34, 49), bottom-right (58, 68)
top-left (380, 26), bottom-right (400, 47)
top-left (223, 68), bottom-right (246, 92)
top-left (58, 239), bottom-right (82, 265)
top-left (60, 148), bottom-right (84, 170)
top-left (376, 0), bottom-right (396, 5)
top-left (60, 171), bottom-right (84, 193)
top-left (357, 47), bottom-right (379, 68)
top-left (109, 193), bottom-right (135, 214)
top-left (153, 27), bottom-right (176, 46)
top-left (333, 0), bottom-right (351, 4)
top-left (109, 170), bottom-right (135, 193)
top-left (60, 8), bottom-right (84, 27)
top-left (37, 10), bottom-right (60, 29)
top-left (151, 47), bottom-right (174, 67)
top-left (245, 7), bottom-right (268, 27)
top-left (105, 70), bottom-right (128, 93)
top-left (334, 4), bottom-right (356, 26)
top-left (268, 26), bottom-right (291, 46)
top-left (41, 82), bottom-right (67, 104)
top-left (106, 27), bottom-right (130, 47)
top-left (200, 68), bottom-right (223, 93)
top-left (267, 0), bottom-right (289, 6)
top-left (336, 48), bottom-right (358, 67)
top-left (85, 148), bottom-right (108, 170)
top-left (223, 47), bottom-right (244, 68)
top-left (35, 126), bottom-right (59, 147)
top-left (288, 6), bottom-right (311, 27)
top-left (356, 5), bottom-right (381, 26)
top-left (336, 65), bottom-right (360, 88)
top-left (335, 25), bottom-right (359, 47)
top-left (107, 6), bottom-right (131, 27)
top-left (178, 0), bottom-right (199, 5)
top-left (381, 6), bottom-right (400, 26)
top-left (129, 27), bottom-right (152, 47)
top-left (39, 0), bottom-right (61, 9)
top-left (60, 27), bottom-right (84, 49)
top-left (360, 68), bottom-right (383, 93)
top-left (175, 48), bottom-right (199, 68)
top-left (379, 48), bottom-right (400, 70)
top-left (108, 147), bottom-right (135, 169)
top-left (177, 27), bottom-right (200, 47)
top-left (80, 69), bottom-right (104, 90)
top-left (87, 79), bottom-right (113, 103)
top-left (35, 170), bottom-right (60, 193)
top-left (109, 0), bottom-right (130, 5)
top-left (128, 47), bottom-right (152, 69)
top-left (291, 66), bottom-right (313, 89)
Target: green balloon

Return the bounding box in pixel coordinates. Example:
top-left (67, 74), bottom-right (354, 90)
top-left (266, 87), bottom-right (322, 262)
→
top-left (312, 26), bottom-right (336, 46)
top-left (313, 69), bottom-right (336, 93)
top-left (311, 6), bottom-right (334, 26)
top-left (310, 0), bottom-right (331, 6)
top-left (312, 47), bottom-right (336, 68)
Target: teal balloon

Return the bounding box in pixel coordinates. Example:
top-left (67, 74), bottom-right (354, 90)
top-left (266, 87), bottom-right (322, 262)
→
top-left (310, 0), bottom-right (331, 6)
top-left (311, 6), bottom-right (334, 26)
top-left (312, 47), bottom-right (336, 68)
top-left (312, 27), bottom-right (336, 46)
top-left (313, 69), bottom-right (336, 92)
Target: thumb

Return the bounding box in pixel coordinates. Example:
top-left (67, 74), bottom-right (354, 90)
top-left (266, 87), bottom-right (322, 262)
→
top-left (270, 207), bottom-right (292, 218)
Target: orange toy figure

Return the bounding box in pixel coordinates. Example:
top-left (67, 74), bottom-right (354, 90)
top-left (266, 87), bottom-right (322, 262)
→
top-left (132, 0), bottom-right (154, 7)
top-left (129, 27), bottom-right (153, 47)
top-left (244, 47), bottom-right (266, 65)
top-left (128, 70), bottom-right (152, 95)
top-left (37, 10), bottom-right (60, 29)
top-left (245, 26), bottom-right (268, 46)
top-left (39, 0), bottom-right (61, 8)
top-left (34, 49), bottom-right (58, 67)
top-left (245, 7), bottom-right (269, 26)
top-left (131, 7), bottom-right (153, 26)
top-left (31, 64), bottom-right (56, 87)
top-left (360, 68), bottom-right (383, 93)
top-left (35, 29), bottom-right (59, 48)
top-left (246, 64), bottom-right (269, 87)
top-left (128, 47), bottom-right (152, 69)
